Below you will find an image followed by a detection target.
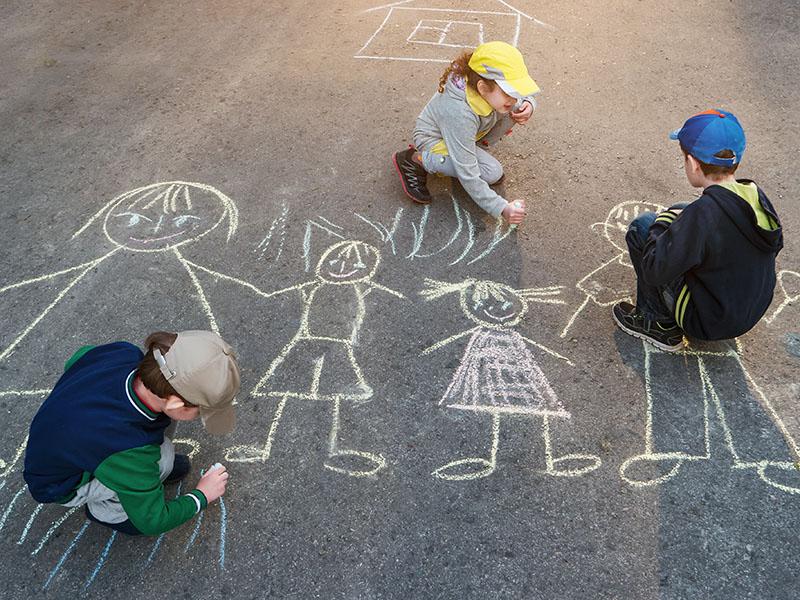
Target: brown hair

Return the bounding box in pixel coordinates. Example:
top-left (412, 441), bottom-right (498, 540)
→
top-left (138, 331), bottom-right (185, 401)
top-left (438, 51), bottom-right (496, 93)
top-left (681, 145), bottom-right (740, 179)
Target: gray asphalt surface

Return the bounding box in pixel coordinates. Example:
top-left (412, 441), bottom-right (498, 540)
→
top-left (1, 1), bottom-right (799, 598)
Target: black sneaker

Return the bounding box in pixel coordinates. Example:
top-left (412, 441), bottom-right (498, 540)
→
top-left (392, 147), bottom-right (431, 204)
top-left (85, 506), bottom-right (142, 535)
top-left (612, 301), bottom-right (684, 352)
top-left (164, 453), bottom-right (191, 484)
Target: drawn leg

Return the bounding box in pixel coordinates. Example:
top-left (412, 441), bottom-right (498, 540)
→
top-left (704, 350), bottom-right (800, 494)
top-left (542, 414), bottom-right (601, 477)
top-left (560, 294), bottom-right (592, 339)
top-left (324, 397), bottom-right (386, 477)
top-left (432, 412), bottom-right (499, 481)
top-left (620, 342), bottom-right (708, 487)
top-left (225, 395), bottom-right (289, 463)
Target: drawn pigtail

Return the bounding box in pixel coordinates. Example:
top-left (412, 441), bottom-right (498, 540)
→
top-left (419, 277), bottom-right (475, 301)
top-left (516, 286), bottom-right (567, 305)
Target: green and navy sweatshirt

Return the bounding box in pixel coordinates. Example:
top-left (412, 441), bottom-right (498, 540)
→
top-left (641, 180), bottom-right (783, 340)
top-left (23, 342), bottom-right (207, 536)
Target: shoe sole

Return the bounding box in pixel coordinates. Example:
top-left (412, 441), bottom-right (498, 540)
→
top-left (612, 307), bottom-right (684, 352)
top-left (392, 152), bottom-right (432, 205)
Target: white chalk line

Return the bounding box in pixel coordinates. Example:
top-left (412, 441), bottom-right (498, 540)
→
top-left (407, 205), bottom-right (430, 259)
top-left (764, 270), bottom-right (799, 324)
top-left (433, 412), bottom-right (500, 481)
top-left (363, 0), bottom-right (413, 13)
top-left (621, 340), bottom-right (800, 491)
top-left (0, 247), bottom-right (120, 363)
top-left (415, 194), bottom-right (462, 259)
top-left (355, 6), bottom-right (395, 56)
top-left (18, 503), bottom-right (43, 544)
top-left (1, 437), bottom-right (28, 478)
top-left (31, 505), bottom-right (81, 555)
top-left (0, 485), bottom-right (27, 532)
top-left (174, 247), bottom-right (219, 336)
top-left (450, 209), bottom-right (475, 265)
top-left (466, 218), bottom-right (515, 265)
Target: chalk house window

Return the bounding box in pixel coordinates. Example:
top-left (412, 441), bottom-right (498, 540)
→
top-left (407, 20), bottom-right (485, 49)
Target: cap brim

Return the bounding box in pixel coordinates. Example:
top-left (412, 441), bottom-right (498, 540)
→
top-left (200, 404), bottom-right (236, 435)
top-left (669, 129), bottom-right (681, 140)
top-left (497, 77), bottom-right (540, 99)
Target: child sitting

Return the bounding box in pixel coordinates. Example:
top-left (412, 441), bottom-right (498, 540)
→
top-left (393, 41), bottom-right (539, 225)
top-left (24, 330), bottom-right (240, 536)
top-left (613, 109), bottom-right (783, 351)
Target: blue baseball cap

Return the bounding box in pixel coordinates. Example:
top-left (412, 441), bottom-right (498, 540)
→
top-left (669, 109), bottom-right (746, 166)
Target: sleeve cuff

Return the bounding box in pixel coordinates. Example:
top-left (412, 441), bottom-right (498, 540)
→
top-left (185, 490), bottom-right (208, 513)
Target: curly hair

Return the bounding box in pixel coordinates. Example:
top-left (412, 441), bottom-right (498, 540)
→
top-left (437, 51), bottom-right (495, 93)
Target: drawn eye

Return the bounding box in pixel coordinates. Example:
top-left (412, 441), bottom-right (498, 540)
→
top-left (173, 215), bottom-right (200, 228)
top-left (354, 261), bottom-right (366, 269)
top-left (502, 301), bottom-right (512, 310)
top-left (115, 212), bottom-right (152, 227)
top-left (328, 259), bottom-right (339, 266)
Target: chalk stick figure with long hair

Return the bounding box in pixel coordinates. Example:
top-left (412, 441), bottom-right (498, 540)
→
top-left (420, 278), bottom-right (601, 481)
top-left (225, 240), bottom-right (405, 477)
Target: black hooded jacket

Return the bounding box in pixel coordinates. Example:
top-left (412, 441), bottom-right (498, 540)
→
top-left (640, 180), bottom-right (783, 340)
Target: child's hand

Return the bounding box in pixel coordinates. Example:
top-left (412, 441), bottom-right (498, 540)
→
top-left (196, 465), bottom-right (229, 503)
top-left (502, 200), bottom-right (526, 225)
top-left (510, 101), bottom-right (533, 125)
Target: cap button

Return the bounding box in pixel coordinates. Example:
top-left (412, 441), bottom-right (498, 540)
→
top-left (718, 113), bottom-right (725, 118)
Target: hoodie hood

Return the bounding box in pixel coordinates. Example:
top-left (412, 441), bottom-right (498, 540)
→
top-left (705, 181), bottom-right (783, 254)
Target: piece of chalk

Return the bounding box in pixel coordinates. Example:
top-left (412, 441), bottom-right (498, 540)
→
top-left (513, 201), bottom-right (522, 209)
top-left (208, 462), bottom-right (224, 472)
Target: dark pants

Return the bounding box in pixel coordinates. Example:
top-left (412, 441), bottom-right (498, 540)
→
top-left (626, 205), bottom-right (687, 323)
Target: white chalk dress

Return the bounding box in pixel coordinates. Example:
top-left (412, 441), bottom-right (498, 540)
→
top-left (440, 328), bottom-right (569, 417)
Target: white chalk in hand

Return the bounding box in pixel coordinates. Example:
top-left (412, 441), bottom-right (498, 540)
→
top-left (513, 201), bottom-right (523, 209)
top-left (208, 462), bottom-right (224, 472)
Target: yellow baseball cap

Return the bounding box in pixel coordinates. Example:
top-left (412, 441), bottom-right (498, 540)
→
top-left (468, 41), bottom-right (539, 99)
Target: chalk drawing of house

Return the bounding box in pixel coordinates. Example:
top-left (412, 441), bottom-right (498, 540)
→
top-left (355, 0), bottom-right (553, 64)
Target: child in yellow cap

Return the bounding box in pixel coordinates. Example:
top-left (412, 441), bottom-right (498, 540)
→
top-left (392, 41), bottom-right (539, 224)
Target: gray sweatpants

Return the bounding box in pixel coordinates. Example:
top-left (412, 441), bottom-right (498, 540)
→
top-left (62, 438), bottom-right (175, 524)
top-left (416, 116), bottom-right (514, 185)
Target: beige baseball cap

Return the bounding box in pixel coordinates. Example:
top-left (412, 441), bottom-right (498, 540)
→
top-left (153, 330), bottom-right (240, 435)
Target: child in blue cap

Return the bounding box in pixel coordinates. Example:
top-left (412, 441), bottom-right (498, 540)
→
top-left (612, 109), bottom-right (783, 350)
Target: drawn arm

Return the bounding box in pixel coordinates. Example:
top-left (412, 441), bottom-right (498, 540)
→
top-left (421, 327), bottom-right (480, 356)
top-left (365, 282), bottom-right (406, 300)
top-left (179, 256), bottom-right (315, 299)
top-left (519, 335), bottom-right (574, 366)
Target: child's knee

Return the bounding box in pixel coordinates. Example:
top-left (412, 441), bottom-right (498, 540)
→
top-left (626, 212), bottom-right (657, 246)
top-left (483, 163), bottom-right (504, 185)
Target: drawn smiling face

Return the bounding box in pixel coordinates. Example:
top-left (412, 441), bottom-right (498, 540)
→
top-left (461, 282), bottom-right (527, 328)
top-left (103, 182), bottom-right (228, 252)
top-left (316, 240), bottom-right (380, 284)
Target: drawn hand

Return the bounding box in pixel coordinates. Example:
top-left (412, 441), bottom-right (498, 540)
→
top-left (501, 201), bottom-right (526, 225)
top-left (510, 101), bottom-right (533, 125)
top-left (196, 466), bottom-right (229, 503)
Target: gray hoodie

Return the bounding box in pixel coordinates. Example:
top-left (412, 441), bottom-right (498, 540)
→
top-left (413, 75), bottom-right (535, 217)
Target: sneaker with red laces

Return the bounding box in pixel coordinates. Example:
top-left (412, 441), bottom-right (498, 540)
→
top-left (612, 301), bottom-right (685, 352)
top-left (392, 147), bottom-right (431, 204)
